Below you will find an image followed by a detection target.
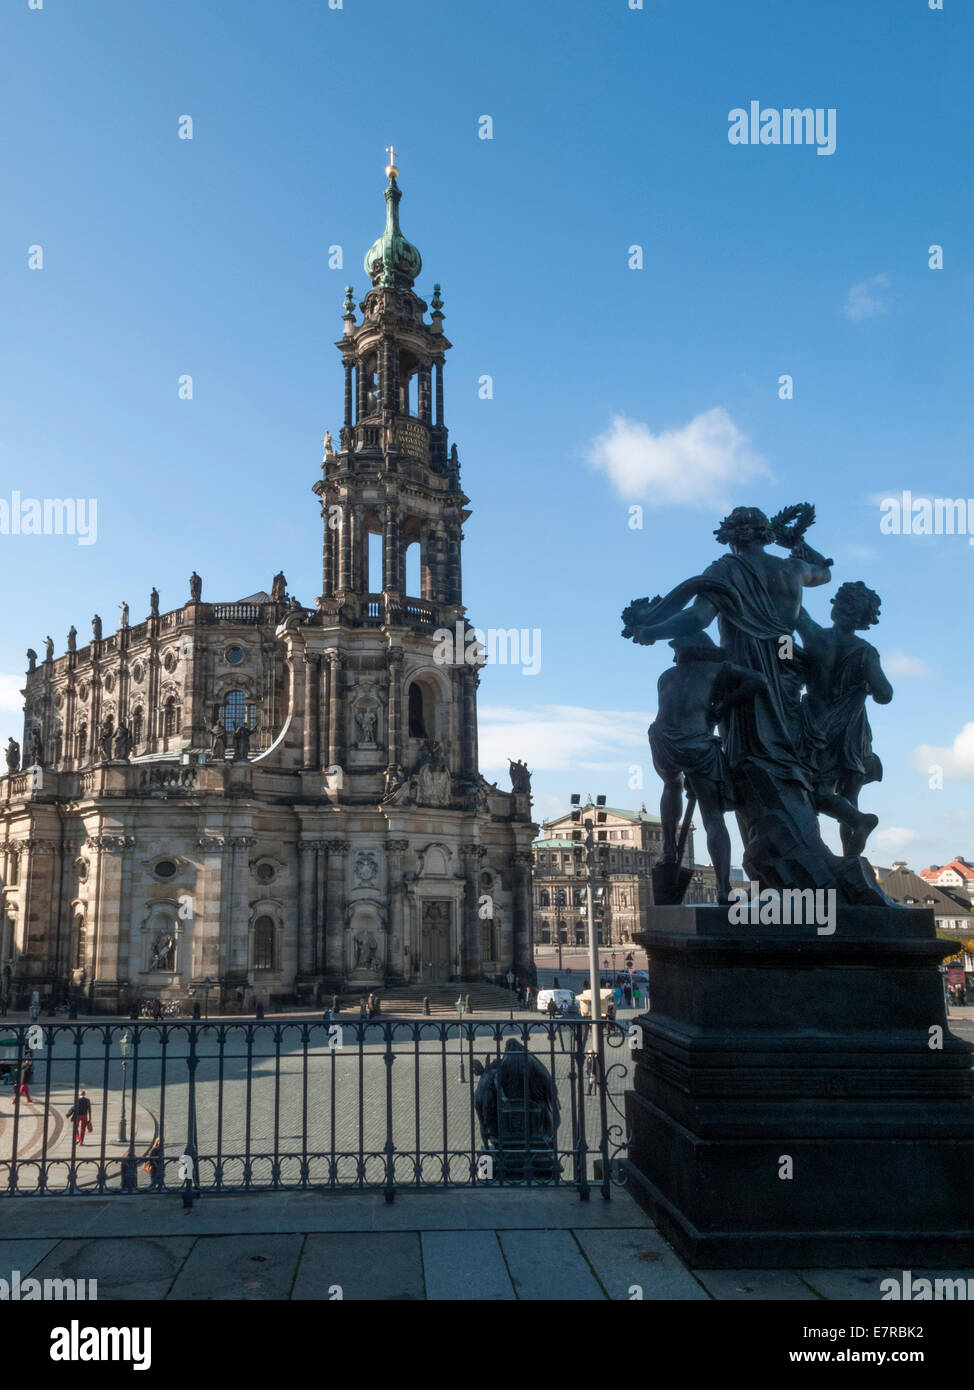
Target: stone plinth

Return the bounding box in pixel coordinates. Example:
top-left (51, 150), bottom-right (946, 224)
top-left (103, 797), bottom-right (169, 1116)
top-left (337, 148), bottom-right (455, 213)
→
top-left (625, 904), bottom-right (974, 1267)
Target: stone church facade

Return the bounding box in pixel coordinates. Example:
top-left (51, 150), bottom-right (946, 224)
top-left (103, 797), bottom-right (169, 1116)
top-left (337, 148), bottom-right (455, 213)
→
top-left (0, 160), bottom-right (536, 1013)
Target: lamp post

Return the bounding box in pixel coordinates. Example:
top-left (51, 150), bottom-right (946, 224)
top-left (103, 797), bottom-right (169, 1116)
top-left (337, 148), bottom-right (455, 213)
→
top-left (202, 976), bottom-right (213, 1020)
top-left (456, 995), bottom-right (466, 1083)
top-left (571, 792), bottom-right (610, 1197)
top-left (117, 1030), bottom-right (131, 1144)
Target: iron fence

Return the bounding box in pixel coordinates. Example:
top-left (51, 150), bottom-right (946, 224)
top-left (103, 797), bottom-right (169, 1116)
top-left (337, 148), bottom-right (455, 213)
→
top-left (0, 1019), bottom-right (633, 1201)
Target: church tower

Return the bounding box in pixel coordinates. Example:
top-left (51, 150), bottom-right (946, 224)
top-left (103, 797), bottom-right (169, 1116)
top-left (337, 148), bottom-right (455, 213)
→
top-left (265, 151), bottom-right (536, 992)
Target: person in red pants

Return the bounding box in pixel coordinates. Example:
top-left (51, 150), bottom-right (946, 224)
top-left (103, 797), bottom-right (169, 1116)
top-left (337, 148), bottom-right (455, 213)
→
top-left (69, 1090), bottom-right (93, 1145)
top-left (11, 1049), bottom-right (33, 1104)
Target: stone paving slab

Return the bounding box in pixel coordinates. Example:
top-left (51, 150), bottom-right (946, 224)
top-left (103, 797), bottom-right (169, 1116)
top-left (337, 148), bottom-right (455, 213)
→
top-left (30, 1236), bottom-right (195, 1300)
top-left (167, 1233), bottom-right (304, 1300)
top-left (421, 1230), bottom-right (515, 1300)
top-left (499, 1229), bottom-right (605, 1300)
top-left (692, 1269), bottom-right (821, 1301)
top-left (0, 1239), bottom-right (60, 1281)
top-left (294, 1232), bottom-right (425, 1301)
top-left (0, 1188), bottom-right (653, 1238)
top-left (799, 1269), bottom-right (901, 1300)
top-left (574, 1228), bottom-right (710, 1301)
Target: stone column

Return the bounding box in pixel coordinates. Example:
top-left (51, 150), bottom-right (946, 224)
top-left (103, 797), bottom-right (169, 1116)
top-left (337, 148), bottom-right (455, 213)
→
top-left (434, 359), bottom-right (444, 427)
top-left (386, 648), bottom-right (404, 770)
top-left (460, 668), bottom-right (479, 778)
top-left (338, 500), bottom-right (352, 592)
top-left (327, 651), bottom-right (345, 773)
top-left (461, 844), bottom-right (486, 979)
top-left (302, 653), bottom-right (320, 768)
top-left (297, 840), bottom-right (317, 978)
top-left (418, 365), bottom-right (431, 424)
top-left (357, 360), bottom-right (368, 422)
top-left (511, 851), bottom-right (535, 982)
top-left (324, 840), bottom-right (349, 982)
top-left (343, 360), bottom-right (354, 428)
top-left (382, 501), bottom-right (401, 595)
top-left (318, 657), bottom-right (331, 770)
top-left (386, 840), bottom-right (409, 980)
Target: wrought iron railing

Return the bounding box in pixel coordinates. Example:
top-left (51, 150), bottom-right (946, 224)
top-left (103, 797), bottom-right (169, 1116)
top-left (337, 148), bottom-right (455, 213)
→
top-left (0, 1019), bottom-right (633, 1202)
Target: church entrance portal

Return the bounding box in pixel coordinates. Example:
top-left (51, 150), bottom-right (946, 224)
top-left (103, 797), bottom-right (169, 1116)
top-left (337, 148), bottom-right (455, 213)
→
top-left (422, 901), bottom-right (452, 981)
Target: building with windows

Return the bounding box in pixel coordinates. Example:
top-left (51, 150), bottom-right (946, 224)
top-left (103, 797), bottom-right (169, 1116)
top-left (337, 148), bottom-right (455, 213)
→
top-left (0, 161), bottom-right (536, 1013)
top-left (531, 801), bottom-right (718, 949)
top-left (918, 857), bottom-right (974, 905)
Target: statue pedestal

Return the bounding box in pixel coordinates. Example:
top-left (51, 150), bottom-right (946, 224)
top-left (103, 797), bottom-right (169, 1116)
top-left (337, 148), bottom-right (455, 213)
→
top-left (625, 905), bottom-right (974, 1267)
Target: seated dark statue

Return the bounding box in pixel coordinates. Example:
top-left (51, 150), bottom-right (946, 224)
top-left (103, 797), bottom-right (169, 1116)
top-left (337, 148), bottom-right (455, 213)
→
top-left (472, 1038), bottom-right (561, 1177)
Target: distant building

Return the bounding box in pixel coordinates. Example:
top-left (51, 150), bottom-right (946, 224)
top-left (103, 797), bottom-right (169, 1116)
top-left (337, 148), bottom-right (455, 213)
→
top-left (532, 800), bottom-right (718, 949)
top-left (883, 863), bottom-right (974, 972)
top-left (918, 857), bottom-right (974, 904)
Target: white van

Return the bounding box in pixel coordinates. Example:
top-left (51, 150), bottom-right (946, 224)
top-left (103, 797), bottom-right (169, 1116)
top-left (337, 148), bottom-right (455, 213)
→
top-left (536, 988), bottom-right (576, 1015)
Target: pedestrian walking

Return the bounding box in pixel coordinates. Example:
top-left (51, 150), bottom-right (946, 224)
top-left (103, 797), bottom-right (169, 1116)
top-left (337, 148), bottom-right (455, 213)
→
top-left (524, 985), bottom-right (532, 1009)
top-left (366, 992), bottom-right (375, 1020)
top-left (68, 1090), bottom-right (93, 1146)
top-left (359, 997), bottom-right (367, 1021)
top-left (584, 1049), bottom-right (599, 1096)
top-left (632, 985), bottom-right (642, 1008)
top-left (623, 982), bottom-right (633, 1007)
top-left (28, 990), bottom-right (40, 1023)
top-left (13, 1049), bottom-right (34, 1103)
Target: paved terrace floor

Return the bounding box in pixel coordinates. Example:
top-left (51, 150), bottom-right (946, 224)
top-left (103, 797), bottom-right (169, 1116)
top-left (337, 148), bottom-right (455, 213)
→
top-left (2, 1189), bottom-right (972, 1301)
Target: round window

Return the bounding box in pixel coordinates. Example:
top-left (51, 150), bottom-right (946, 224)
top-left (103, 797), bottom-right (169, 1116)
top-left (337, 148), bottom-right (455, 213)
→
top-left (225, 646), bottom-right (245, 666)
top-left (256, 862), bottom-right (275, 883)
top-left (154, 860), bottom-right (177, 879)
top-left (104, 674), bottom-right (115, 694)
top-left (132, 663), bottom-right (144, 684)
top-left (163, 651), bottom-right (177, 672)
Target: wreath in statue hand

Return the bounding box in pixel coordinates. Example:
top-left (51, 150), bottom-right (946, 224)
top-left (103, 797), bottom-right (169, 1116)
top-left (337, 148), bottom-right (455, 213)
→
top-left (621, 595), bottom-right (662, 640)
top-left (770, 502), bottom-right (815, 549)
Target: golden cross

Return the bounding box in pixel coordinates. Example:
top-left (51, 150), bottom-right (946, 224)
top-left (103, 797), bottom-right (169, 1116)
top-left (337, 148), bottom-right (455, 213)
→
top-left (385, 144), bottom-right (398, 169)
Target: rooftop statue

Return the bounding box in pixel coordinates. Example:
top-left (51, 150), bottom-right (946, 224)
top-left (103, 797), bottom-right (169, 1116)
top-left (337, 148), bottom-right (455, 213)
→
top-left (623, 503), bottom-right (889, 905)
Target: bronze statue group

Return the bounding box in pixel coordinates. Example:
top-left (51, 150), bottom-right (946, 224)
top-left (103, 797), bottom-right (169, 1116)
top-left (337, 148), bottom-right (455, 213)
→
top-left (624, 504), bottom-right (892, 906)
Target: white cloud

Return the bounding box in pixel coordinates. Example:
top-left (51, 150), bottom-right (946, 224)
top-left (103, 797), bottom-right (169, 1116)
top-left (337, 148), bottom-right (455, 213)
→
top-left (478, 704), bottom-right (651, 775)
top-left (913, 723), bottom-right (974, 783)
top-left (872, 827), bottom-right (923, 855)
top-left (844, 273), bottom-right (890, 323)
top-left (883, 650), bottom-right (930, 678)
top-left (585, 408), bottom-right (768, 509)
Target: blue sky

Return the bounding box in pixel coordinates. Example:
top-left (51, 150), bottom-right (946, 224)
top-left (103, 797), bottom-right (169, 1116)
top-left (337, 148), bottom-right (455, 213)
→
top-left (2, 0), bottom-right (972, 870)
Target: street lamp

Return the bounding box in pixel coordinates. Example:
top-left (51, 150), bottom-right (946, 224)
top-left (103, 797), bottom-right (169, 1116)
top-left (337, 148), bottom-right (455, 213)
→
top-left (571, 792), bottom-right (609, 1190)
top-left (117, 1030), bottom-right (131, 1144)
top-left (456, 995), bottom-right (466, 1083)
top-left (202, 976), bottom-right (213, 1020)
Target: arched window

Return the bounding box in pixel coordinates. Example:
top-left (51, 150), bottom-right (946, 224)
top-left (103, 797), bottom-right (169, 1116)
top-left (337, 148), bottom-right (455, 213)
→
top-left (254, 916), bottom-right (275, 971)
top-left (539, 889), bottom-right (550, 907)
top-left (555, 889), bottom-right (567, 908)
top-left (558, 920), bottom-right (568, 944)
top-left (77, 724), bottom-right (87, 761)
top-left (163, 698), bottom-right (180, 737)
top-left (405, 540), bottom-right (421, 598)
top-left (73, 916), bottom-right (86, 968)
top-left (222, 690), bottom-right (248, 731)
top-left (540, 925), bottom-right (551, 944)
top-left (132, 708), bottom-right (144, 746)
top-left (407, 682), bottom-right (427, 739)
top-left (54, 728), bottom-right (63, 764)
